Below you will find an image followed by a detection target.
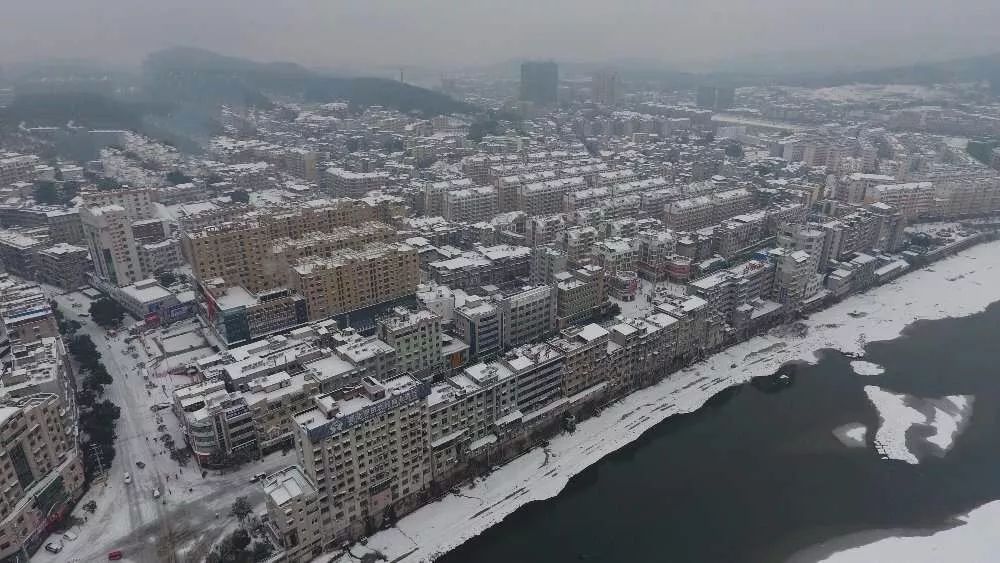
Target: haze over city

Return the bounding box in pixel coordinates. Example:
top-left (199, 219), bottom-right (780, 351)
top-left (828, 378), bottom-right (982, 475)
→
top-left (2, 0), bottom-right (1000, 71)
top-left (4, 3), bottom-right (1000, 563)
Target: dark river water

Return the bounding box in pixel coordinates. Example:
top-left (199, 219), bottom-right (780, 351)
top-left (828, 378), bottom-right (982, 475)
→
top-left (440, 301), bottom-right (1000, 563)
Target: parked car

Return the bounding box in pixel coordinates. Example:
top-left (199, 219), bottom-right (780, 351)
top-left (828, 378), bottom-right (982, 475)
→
top-left (62, 531), bottom-right (78, 541)
top-left (44, 541), bottom-right (63, 553)
top-left (250, 472), bottom-right (267, 483)
top-left (108, 550), bottom-right (124, 560)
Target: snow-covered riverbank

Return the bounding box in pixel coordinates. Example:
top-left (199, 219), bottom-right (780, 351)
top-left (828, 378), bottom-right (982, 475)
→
top-left (818, 501), bottom-right (1000, 563)
top-left (337, 239), bottom-right (1000, 563)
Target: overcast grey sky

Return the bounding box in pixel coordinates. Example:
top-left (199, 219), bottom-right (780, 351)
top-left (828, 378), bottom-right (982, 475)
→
top-left (2, 0), bottom-right (1000, 72)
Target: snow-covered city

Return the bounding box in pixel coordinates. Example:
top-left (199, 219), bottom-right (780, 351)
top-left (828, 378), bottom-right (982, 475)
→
top-left (3, 7), bottom-right (1000, 562)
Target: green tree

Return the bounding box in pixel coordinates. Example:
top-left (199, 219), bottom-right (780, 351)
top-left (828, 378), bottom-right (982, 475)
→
top-left (230, 496), bottom-right (253, 529)
top-left (89, 298), bottom-right (126, 328)
top-left (231, 529), bottom-right (251, 551)
top-left (251, 542), bottom-right (273, 562)
top-left (34, 181), bottom-right (60, 204)
top-left (166, 170), bottom-right (192, 185)
top-left (157, 271), bottom-right (178, 287)
top-left (229, 189), bottom-right (250, 204)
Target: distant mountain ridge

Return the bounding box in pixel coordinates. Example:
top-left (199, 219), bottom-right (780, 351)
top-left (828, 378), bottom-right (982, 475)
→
top-left (143, 47), bottom-right (476, 115)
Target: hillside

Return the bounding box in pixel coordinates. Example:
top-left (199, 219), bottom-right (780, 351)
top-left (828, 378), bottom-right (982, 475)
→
top-left (143, 47), bottom-right (475, 115)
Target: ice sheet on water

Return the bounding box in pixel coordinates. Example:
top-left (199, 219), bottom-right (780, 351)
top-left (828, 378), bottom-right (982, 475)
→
top-left (864, 386), bottom-right (973, 464)
top-left (850, 360), bottom-right (885, 376)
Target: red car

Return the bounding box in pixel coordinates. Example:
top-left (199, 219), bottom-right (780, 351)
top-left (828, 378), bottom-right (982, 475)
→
top-left (108, 550), bottom-right (123, 560)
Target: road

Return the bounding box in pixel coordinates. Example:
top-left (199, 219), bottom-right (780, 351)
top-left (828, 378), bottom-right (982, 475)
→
top-left (35, 291), bottom-right (290, 563)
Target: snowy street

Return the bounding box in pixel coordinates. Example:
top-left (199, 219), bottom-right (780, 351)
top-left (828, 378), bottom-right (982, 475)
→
top-left (37, 291), bottom-right (291, 563)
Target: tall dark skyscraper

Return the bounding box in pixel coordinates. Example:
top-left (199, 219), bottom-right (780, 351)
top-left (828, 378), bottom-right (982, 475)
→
top-left (520, 61), bottom-right (559, 105)
top-left (696, 86), bottom-right (736, 110)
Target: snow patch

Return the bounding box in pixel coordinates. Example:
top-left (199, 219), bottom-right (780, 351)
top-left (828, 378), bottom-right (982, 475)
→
top-left (925, 396), bottom-right (974, 453)
top-left (865, 387), bottom-right (974, 463)
top-left (833, 423), bottom-right (868, 448)
top-left (864, 386), bottom-right (925, 464)
top-left (850, 360), bottom-right (885, 376)
top-left (820, 501), bottom-right (1000, 563)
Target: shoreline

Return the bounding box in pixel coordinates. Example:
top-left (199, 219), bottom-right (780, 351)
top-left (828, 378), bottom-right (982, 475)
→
top-left (334, 238), bottom-right (1000, 563)
top-left (799, 501), bottom-right (1000, 563)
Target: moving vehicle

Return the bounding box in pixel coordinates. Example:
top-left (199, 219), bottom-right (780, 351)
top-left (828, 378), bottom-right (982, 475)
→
top-left (44, 541), bottom-right (63, 553)
top-left (108, 550), bottom-right (124, 560)
top-left (152, 487), bottom-right (161, 499)
top-left (124, 472), bottom-right (132, 484)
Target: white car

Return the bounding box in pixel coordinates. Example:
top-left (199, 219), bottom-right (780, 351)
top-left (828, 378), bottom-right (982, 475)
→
top-left (44, 541), bottom-right (63, 553)
top-left (62, 531), bottom-right (78, 542)
top-left (124, 472), bottom-right (132, 484)
top-left (152, 488), bottom-right (161, 499)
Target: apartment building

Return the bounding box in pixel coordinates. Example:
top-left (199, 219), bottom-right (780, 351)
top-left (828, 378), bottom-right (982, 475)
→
top-left (712, 211), bottom-right (769, 259)
top-left (0, 154), bottom-right (39, 187)
top-left (322, 167), bottom-right (389, 198)
top-left (293, 375), bottom-right (432, 542)
top-left (529, 245), bottom-right (568, 285)
top-left (81, 205), bottom-right (143, 286)
top-left (174, 380), bottom-right (258, 466)
top-left (199, 281), bottom-right (309, 347)
top-left (548, 323), bottom-right (610, 397)
top-left (776, 223), bottom-right (827, 272)
top-left (443, 186), bottom-right (498, 223)
top-left (138, 238), bottom-right (182, 277)
top-left (184, 221), bottom-right (270, 292)
top-left (519, 177), bottom-right (586, 217)
top-left (500, 343), bottom-right (564, 414)
top-left (184, 201), bottom-right (387, 294)
top-left (526, 214), bottom-right (567, 248)
top-left (494, 285), bottom-right (557, 349)
top-left (864, 182), bottom-right (935, 221)
top-left (766, 248), bottom-right (822, 307)
top-left (0, 394), bottom-right (85, 561)
top-left (554, 266), bottom-right (607, 328)
top-left (454, 296), bottom-right (501, 361)
top-left (836, 173), bottom-right (895, 204)
top-left (562, 186), bottom-right (611, 214)
top-left (0, 281), bottom-right (58, 352)
top-left (635, 230), bottom-right (677, 282)
top-left (688, 259), bottom-right (775, 323)
top-left (561, 226), bottom-right (598, 267)
top-left (131, 218), bottom-right (167, 243)
top-left (263, 466), bottom-right (325, 562)
top-left (595, 237), bottom-right (638, 274)
top-left (495, 171), bottom-right (558, 213)
top-left (80, 187), bottom-right (155, 221)
top-left (0, 206), bottom-right (83, 245)
top-left (596, 169), bottom-right (640, 188)
top-left (377, 308), bottom-right (442, 380)
top-left (664, 188), bottom-right (756, 231)
top-left (426, 245), bottom-right (531, 291)
top-left (930, 175), bottom-right (1000, 218)
top-left (264, 222), bottom-right (397, 287)
top-left (422, 178), bottom-right (475, 217)
top-left (0, 231), bottom-right (44, 280)
top-left (289, 242), bottom-right (419, 321)
top-left (426, 362), bottom-right (518, 480)
top-left (34, 243), bottom-right (90, 290)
